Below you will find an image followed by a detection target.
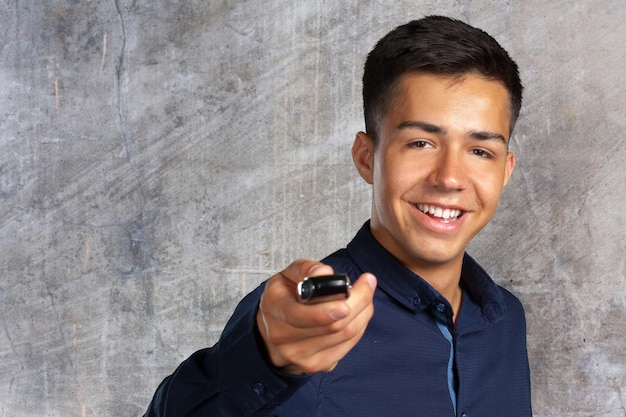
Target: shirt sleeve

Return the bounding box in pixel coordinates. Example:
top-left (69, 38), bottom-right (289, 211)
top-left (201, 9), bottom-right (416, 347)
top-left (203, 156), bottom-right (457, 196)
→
top-left (143, 283), bottom-right (309, 417)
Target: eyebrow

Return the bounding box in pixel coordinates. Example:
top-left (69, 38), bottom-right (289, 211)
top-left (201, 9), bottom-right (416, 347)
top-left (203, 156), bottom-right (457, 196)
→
top-left (397, 120), bottom-right (507, 144)
top-left (468, 130), bottom-right (507, 144)
top-left (397, 120), bottom-right (446, 134)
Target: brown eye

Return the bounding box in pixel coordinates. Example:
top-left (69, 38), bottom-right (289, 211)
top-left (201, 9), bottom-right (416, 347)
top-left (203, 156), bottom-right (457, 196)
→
top-left (472, 149), bottom-right (494, 159)
top-left (408, 140), bottom-right (431, 149)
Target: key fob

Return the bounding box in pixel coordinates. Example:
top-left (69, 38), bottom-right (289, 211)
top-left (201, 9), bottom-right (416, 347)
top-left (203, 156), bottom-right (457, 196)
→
top-left (297, 274), bottom-right (351, 304)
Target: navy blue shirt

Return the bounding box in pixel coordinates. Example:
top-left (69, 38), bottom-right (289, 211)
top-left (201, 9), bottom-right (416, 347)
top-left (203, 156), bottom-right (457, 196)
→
top-left (145, 222), bottom-right (532, 416)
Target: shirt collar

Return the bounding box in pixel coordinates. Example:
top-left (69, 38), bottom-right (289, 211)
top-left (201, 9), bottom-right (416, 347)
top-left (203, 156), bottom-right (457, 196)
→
top-left (347, 221), bottom-right (506, 325)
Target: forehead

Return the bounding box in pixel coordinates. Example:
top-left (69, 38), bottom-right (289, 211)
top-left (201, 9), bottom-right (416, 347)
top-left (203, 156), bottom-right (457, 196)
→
top-left (384, 72), bottom-right (512, 137)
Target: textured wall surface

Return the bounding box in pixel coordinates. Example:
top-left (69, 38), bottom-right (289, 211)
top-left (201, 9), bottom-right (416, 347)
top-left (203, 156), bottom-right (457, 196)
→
top-left (1, 1), bottom-right (624, 416)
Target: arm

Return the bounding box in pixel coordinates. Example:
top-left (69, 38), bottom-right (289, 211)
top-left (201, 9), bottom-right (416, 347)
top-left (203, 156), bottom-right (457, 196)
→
top-left (143, 284), bottom-right (306, 417)
top-left (144, 260), bottom-right (377, 416)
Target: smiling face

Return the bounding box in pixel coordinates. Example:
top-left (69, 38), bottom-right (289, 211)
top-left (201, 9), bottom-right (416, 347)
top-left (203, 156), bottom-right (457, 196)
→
top-left (352, 72), bottom-right (515, 279)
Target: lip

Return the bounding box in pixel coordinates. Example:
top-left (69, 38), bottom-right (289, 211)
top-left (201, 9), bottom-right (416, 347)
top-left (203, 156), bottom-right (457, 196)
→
top-left (412, 202), bottom-right (468, 234)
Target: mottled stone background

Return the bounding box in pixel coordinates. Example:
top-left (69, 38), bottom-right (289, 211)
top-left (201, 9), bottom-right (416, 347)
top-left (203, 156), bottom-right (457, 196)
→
top-left (1, 1), bottom-right (624, 416)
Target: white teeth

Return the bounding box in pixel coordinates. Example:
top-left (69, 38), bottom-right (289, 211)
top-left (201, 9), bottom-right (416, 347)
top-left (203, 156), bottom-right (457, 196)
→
top-left (417, 204), bottom-right (461, 221)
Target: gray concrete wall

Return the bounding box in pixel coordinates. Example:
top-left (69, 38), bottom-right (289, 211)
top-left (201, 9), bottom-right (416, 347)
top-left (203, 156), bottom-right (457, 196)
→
top-left (1, 1), bottom-right (624, 416)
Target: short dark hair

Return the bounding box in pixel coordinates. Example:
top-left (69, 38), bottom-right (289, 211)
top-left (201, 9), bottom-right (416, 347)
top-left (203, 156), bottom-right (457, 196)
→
top-left (363, 16), bottom-right (523, 141)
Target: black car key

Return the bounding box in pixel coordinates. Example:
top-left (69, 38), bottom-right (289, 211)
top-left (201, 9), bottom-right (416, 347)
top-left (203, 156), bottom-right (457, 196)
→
top-left (297, 274), bottom-right (351, 304)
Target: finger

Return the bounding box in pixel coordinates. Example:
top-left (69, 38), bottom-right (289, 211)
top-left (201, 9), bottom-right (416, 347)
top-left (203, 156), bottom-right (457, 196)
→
top-left (345, 272), bottom-right (377, 313)
top-left (280, 259), bottom-right (335, 284)
top-left (275, 301), bottom-right (375, 374)
top-left (280, 330), bottom-right (367, 374)
top-left (263, 289), bottom-right (351, 330)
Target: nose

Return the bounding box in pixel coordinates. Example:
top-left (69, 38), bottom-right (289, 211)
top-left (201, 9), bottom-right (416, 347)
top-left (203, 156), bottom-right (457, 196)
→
top-left (427, 149), bottom-right (468, 191)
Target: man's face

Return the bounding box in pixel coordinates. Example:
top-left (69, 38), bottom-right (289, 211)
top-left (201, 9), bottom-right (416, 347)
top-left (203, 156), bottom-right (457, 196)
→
top-left (352, 72), bottom-right (515, 275)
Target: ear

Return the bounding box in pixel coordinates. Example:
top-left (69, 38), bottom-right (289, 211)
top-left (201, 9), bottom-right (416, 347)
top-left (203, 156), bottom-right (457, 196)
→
top-left (502, 151), bottom-right (516, 187)
top-left (352, 132), bottom-right (375, 185)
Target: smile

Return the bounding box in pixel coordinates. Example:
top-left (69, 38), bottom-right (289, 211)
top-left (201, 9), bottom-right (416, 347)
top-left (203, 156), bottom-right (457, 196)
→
top-left (416, 204), bottom-right (462, 222)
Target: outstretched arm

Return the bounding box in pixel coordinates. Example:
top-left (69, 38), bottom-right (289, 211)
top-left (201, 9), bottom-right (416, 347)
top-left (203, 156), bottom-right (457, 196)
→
top-left (143, 259), bottom-right (376, 416)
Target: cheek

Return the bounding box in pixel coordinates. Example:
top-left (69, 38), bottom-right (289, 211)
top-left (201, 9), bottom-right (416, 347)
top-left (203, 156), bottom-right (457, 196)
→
top-left (376, 162), bottom-right (411, 204)
top-left (474, 173), bottom-right (506, 210)
top-left (379, 151), bottom-right (417, 188)
top-left (372, 157), bottom-right (410, 216)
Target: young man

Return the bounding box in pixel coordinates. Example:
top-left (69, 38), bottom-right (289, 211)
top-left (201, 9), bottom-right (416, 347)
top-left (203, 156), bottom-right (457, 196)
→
top-left (145, 16), bottom-right (532, 417)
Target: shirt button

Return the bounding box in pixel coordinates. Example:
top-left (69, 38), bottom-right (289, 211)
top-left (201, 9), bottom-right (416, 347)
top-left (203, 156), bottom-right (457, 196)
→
top-left (413, 296), bottom-right (422, 306)
top-left (461, 412), bottom-right (468, 417)
top-left (252, 382), bottom-right (266, 395)
top-left (436, 303), bottom-right (446, 313)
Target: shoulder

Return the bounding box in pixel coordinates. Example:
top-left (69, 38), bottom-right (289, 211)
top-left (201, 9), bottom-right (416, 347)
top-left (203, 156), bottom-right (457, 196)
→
top-left (492, 285), bottom-right (528, 336)
top-left (498, 285), bottom-right (526, 317)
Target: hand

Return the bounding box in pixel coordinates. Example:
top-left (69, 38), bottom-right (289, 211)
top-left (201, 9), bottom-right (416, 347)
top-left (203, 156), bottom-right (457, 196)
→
top-left (256, 259), bottom-right (377, 375)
